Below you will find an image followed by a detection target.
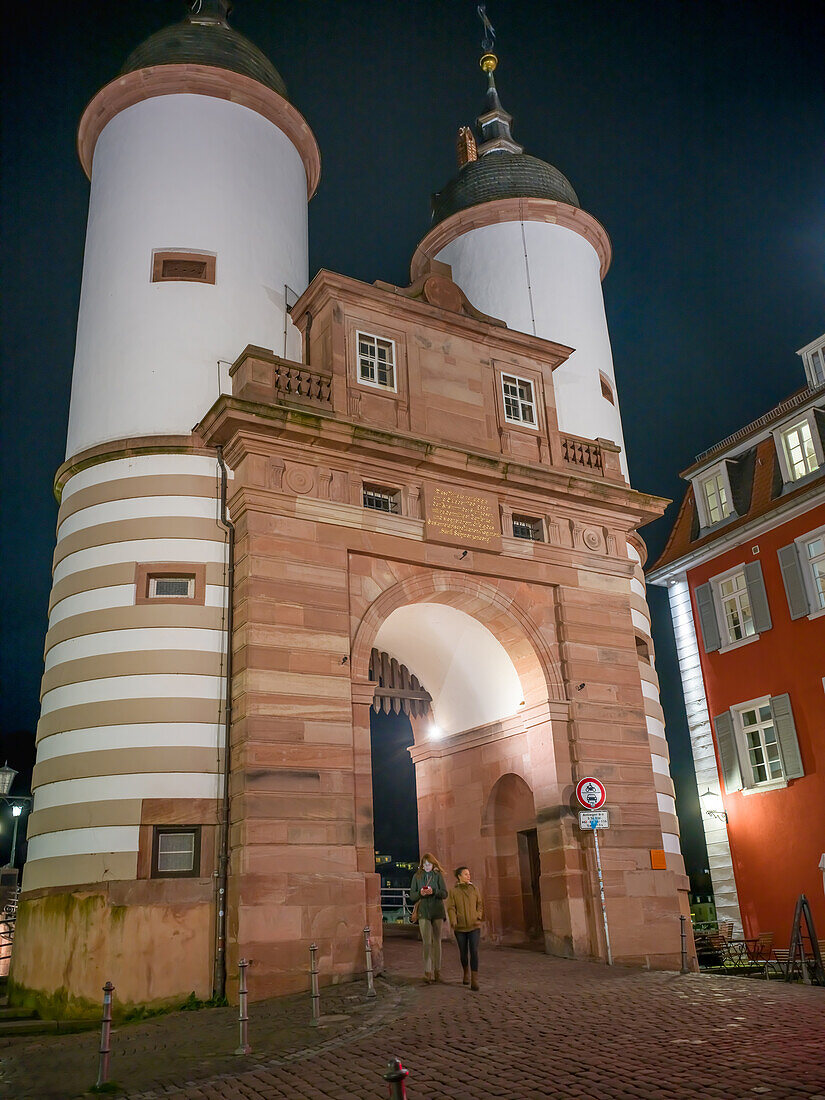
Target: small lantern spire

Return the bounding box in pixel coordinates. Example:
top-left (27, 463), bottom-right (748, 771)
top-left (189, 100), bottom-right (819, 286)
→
top-left (475, 6), bottom-right (523, 156)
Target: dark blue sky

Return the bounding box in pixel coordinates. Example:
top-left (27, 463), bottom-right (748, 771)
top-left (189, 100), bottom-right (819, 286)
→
top-left (2, 1), bottom-right (823, 875)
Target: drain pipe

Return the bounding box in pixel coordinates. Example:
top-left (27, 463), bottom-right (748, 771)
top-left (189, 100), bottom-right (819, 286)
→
top-left (214, 445), bottom-right (235, 1001)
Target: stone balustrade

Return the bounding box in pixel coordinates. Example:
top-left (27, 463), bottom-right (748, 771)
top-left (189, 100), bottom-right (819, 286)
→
top-left (230, 345), bottom-right (332, 409)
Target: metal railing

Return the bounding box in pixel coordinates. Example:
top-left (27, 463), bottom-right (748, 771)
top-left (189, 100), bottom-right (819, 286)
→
top-left (380, 887), bottom-right (412, 922)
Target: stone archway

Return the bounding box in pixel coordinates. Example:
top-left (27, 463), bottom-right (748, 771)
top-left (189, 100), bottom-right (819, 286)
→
top-left (348, 566), bottom-right (579, 961)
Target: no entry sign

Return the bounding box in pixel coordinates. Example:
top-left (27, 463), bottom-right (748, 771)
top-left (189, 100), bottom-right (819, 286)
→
top-left (575, 776), bottom-right (607, 810)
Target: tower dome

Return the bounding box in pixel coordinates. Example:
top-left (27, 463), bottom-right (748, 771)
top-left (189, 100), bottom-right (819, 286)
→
top-left (432, 153), bottom-right (579, 226)
top-left (121, 0), bottom-right (288, 100)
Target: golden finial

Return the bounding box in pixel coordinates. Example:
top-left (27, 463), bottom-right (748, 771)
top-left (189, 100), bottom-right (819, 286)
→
top-left (480, 52), bottom-right (498, 73)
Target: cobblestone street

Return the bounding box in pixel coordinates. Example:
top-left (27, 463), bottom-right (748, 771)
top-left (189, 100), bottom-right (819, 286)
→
top-left (2, 937), bottom-right (824, 1099)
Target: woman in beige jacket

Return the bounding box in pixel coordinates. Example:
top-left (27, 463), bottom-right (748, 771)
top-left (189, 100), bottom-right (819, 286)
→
top-left (446, 866), bottom-right (484, 990)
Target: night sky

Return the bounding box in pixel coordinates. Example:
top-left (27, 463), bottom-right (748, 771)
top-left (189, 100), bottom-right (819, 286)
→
top-left (2, 1), bottom-right (823, 879)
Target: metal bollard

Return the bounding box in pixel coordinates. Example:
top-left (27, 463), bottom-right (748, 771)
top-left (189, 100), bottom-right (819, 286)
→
top-left (383, 1056), bottom-right (409, 1099)
top-left (235, 958), bottom-right (251, 1055)
top-left (96, 981), bottom-right (114, 1088)
top-left (679, 915), bottom-right (690, 975)
top-left (309, 942), bottom-right (321, 1025)
top-left (364, 926), bottom-right (377, 998)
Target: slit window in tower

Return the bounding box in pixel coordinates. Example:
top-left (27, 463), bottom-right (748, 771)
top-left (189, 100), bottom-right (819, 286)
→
top-left (149, 575), bottom-right (195, 599)
top-left (512, 515), bottom-right (544, 541)
top-left (599, 372), bottom-right (616, 405)
top-left (357, 331), bottom-right (396, 391)
top-left (152, 827), bottom-right (201, 878)
top-left (501, 374), bottom-right (537, 427)
top-left (363, 484), bottom-right (401, 514)
top-left (152, 250), bottom-right (216, 284)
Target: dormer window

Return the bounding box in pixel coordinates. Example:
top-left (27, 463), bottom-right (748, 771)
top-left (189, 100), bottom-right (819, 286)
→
top-left (780, 419), bottom-right (819, 481)
top-left (694, 463), bottom-right (733, 528)
top-left (798, 334), bottom-right (825, 389)
top-left (357, 332), bottom-right (396, 391)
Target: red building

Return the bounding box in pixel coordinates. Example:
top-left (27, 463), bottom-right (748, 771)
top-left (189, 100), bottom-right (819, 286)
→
top-left (648, 333), bottom-right (825, 945)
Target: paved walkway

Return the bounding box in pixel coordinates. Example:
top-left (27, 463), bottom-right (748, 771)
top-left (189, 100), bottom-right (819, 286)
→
top-left (1, 937), bottom-right (824, 1099)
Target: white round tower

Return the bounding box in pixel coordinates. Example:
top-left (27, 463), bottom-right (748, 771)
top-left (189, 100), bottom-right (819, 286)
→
top-left (411, 54), bottom-right (627, 475)
top-left (68, 0), bottom-right (319, 455)
top-left (411, 50), bottom-right (683, 874)
top-left (14, 1), bottom-right (320, 1011)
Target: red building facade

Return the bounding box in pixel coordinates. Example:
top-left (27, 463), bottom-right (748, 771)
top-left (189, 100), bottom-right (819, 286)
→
top-left (649, 334), bottom-right (825, 945)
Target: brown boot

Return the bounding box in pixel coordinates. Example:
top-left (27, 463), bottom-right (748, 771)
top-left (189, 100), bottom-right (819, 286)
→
top-left (423, 972), bottom-right (433, 984)
top-left (462, 965), bottom-right (471, 985)
top-left (434, 969), bottom-right (441, 983)
top-left (470, 971), bottom-right (479, 991)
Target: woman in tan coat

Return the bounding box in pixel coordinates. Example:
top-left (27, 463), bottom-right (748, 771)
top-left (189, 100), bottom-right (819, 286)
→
top-left (446, 865), bottom-right (484, 990)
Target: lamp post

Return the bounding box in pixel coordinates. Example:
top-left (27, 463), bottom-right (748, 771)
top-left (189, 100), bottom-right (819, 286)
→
top-left (0, 763), bottom-right (32, 868)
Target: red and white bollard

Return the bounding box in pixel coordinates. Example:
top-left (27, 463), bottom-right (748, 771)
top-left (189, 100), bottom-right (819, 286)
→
top-left (384, 1056), bottom-right (409, 1099)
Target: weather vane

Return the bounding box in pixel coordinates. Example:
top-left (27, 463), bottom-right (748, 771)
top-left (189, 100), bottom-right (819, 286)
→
top-left (477, 4), bottom-right (496, 54)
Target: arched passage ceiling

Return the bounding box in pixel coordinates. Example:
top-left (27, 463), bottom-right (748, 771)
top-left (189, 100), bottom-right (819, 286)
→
top-left (373, 603), bottom-right (523, 736)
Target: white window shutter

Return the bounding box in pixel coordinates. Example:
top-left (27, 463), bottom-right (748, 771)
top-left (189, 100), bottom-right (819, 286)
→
top-left (713, 711), bottom-right (743, 792)
top-left (744, 560), bottom-right (772, 633)
top-left (770, 693), bottom-right (804, 780)
top-left (777, 543), bottom-right (811, 619)
top-left (695, 582), bottom-right (721, 652)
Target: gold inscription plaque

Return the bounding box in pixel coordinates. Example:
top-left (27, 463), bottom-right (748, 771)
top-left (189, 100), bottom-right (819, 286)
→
top-left (424, 485), bottom-right (501, 551)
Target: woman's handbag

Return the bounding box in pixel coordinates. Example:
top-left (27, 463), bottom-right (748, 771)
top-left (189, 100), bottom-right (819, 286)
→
top-left (410, 901), bottom-right (420, 924)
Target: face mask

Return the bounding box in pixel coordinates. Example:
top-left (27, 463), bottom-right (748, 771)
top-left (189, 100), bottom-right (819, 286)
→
top-left (423, 861), bottom-right (433, 873)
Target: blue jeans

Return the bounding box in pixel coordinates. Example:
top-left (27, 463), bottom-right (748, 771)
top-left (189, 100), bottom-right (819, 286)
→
top-left (455, 928), bottom-right (480, 971)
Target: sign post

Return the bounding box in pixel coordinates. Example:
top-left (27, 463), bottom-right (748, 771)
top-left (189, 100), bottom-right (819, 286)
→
top-left (575, 778), bottom-right (612, 966)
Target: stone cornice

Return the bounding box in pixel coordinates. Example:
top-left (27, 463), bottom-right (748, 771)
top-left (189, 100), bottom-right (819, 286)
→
top-left (53, 434), bottom-right (210, 502)
top-left (411, 198), bottom-right (612, 283)
top-left (290, 269), bottom-right (574, 370)
top-left (196, 398), bottom-right (669, 529)
top-left (77, 65), bottom-right (321, 198)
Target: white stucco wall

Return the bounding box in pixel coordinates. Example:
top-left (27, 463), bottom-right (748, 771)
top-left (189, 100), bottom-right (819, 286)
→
top-left (66, 94), bottom-right (308, 457)
top-left (436, 219), bottom-right (629, 476)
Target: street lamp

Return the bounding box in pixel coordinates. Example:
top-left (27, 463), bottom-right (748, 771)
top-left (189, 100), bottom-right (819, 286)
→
top-left (701, 788), bottom-right (728, 823)
top-left (0, 763), bottom-right (32, 868)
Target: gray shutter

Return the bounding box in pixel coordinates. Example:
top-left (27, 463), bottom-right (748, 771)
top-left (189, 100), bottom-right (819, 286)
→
top-left (770, 693), bottom-right (804, 780)
top-left (714, 711), bottom-right (743, 793)
top-left (695, 582), bottom-right (721, 652)
top-left (778, 543), bottom-right (811, 619)
top-left (744, 560), bottom-right (772, 633)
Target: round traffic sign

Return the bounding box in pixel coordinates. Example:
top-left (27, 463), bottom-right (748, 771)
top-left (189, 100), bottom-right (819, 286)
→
top-left (575, 777), bottom-right (606, 810)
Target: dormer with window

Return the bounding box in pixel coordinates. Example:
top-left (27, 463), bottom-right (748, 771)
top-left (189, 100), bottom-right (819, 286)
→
top-left (693, 462), bottom-right (734, 530)
top-left (772, 411), bottom-right (824, 486)
top-left (797, 333), bottom-right (825, 390)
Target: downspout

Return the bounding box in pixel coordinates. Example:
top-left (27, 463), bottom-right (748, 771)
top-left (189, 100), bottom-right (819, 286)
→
top-left (213, 445), bottom-right (235, 1001)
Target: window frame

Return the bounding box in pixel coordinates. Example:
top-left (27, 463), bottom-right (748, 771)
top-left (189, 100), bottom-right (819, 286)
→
top-left (710, 564), bottom-right (759, 651)
top-left (773, 411), bottom-right (824, 484)
top-left (151, 825), bottom-right (202, 879)
top-left (798, 337), bottom-right (825, 389)
top-left (732, 697), bottom-right (786, 791)
top-left (148, 575), bottom-right (195, 599)
top-left (511, 514), bottom-right (544, 542)
top-left (356, 330), bottom-right (397, 393)
top-left (693, 462), bottom-right (734, 529)
top-left (362, 483), bottom-right (402, 515)
top-left (797, 525), bottom-right (825, 617)
top-left (134, 562), bottom-right (206, 606)
top-left (500, 373), bottom-right (539, 430)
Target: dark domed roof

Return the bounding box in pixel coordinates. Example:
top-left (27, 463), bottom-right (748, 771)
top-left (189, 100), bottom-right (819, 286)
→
top-left (121, 9), bottom-right (288, 100)
top-left (432, 152), bottom-right (579, 226)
